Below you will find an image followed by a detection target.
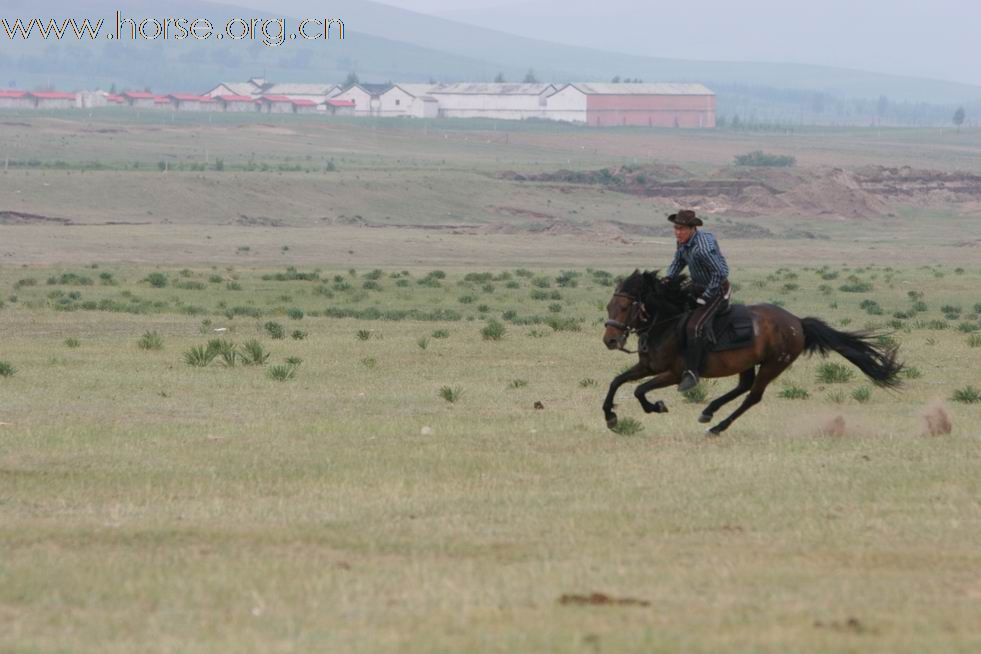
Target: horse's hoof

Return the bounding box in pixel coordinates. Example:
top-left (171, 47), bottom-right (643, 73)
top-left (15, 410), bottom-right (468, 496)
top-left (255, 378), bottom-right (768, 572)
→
top-left (653, 400), bottom-right (668, 414)
top-left (706, 425), bottom-right (725, 437)
top-left (698, 413), bottom-right (712, 424)
top-left (606, 413), bottom-right (618, 430)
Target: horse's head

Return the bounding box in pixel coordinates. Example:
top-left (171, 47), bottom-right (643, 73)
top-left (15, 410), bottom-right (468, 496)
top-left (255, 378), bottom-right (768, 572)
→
top-left (602, 270), bottom-right (690, 350)
top-left (603, 270), bottom-right (647, 350)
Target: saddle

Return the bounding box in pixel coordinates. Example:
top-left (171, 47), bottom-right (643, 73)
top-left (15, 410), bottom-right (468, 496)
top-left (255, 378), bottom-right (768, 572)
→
top-left (680, 303), bottom-right (755, 352)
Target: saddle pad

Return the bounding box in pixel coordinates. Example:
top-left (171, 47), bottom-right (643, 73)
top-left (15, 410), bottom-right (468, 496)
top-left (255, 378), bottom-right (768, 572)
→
top-left (709, 304), bottom-right (755, 352)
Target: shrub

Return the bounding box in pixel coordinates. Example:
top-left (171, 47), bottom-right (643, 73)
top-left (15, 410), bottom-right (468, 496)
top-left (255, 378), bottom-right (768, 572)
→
top-left (682, 384), bottom-right (708, 403)
top-left (64, 337), bottom-right (81, 348)
top-left (951, 386), bottom-right (981, 404)
top-left (545, 316), bottom-right (581, 332)
top-left (184, 345), bottom-right (217, 367)
top-left (431, 329), bottom-right (449, 339)
top-left (482, 319), bottom-right (506, 341)
top-left (610, 417), bottom-right (643, 436)
top-left (458, 295), bottom-right (476, 304)
top-left (733, 150), bottom-right (796, 167)
top-left (0, 361), bottom-right (16, 377)
top-left (291, 330), bottom-right (307, 340)
top-left (240, 340), bottom-right (269, 366)
top-left (579, 378), bottom-right (597, 388)
top-left (901, 366), bottom-right (922, 379)
top-left (816, 362), bottom-right (853, 384)
top-left (360, 357), bottom-right (377, 369)
top-left (827, 390), bottom-right (845, 404)
top-left (851, 386), bottom-right (871, 403)
top-left (47, 273), bottom-right (93, 286)
top-left (969, 334), bottom-right (981, 348)
top-left (417, 337), bottom-right (429, 350)
top-left (227, 282), bottom-right (243, 291)
top-left (839, 281), bottom-right (872, 293)
top-left (174, 281), bottom-right (205, 291)
top-left (137, 331), bottom-right (163, 350)
top-left (144, 272), bottom-right (168, 288)
top-left (356, 329), bottom-right (372, 341)
top-left (439, 386), bottom-right (462, 403)
top-left (267, 363), bottom-right (298, 381)
top-left (287, 308), bottom-right (304, 320)
top-left (779, 385), bottom-right (809, 400)
top-left (264, 322), bottom-right (286, 339)
top-left (958, 322), bottom-right (979, 333)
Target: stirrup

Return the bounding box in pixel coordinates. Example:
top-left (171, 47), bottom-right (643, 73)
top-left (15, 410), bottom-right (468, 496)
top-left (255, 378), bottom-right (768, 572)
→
top-left (677, 370), bottom-right (700, 392)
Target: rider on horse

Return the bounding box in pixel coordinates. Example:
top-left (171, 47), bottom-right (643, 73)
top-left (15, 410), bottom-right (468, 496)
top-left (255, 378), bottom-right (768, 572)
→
top-left (663, 209), bottom-right (731, 392)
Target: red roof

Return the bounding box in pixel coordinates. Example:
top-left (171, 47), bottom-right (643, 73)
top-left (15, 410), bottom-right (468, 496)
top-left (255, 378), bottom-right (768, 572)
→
top-left (326, 99), bottom-right (355, 107)
top-left (217, 95), bottom-right (256, 103)
top-left (122, 92), bottom-right (156, 100)
top-left (168, 94), bottom-right (214, 103)
top-left (28, 91), bottom-right (76, 100)
top-left (259, 95), bottom-right (293, 103)
top-left (0, 90), bottom-right (28, 99)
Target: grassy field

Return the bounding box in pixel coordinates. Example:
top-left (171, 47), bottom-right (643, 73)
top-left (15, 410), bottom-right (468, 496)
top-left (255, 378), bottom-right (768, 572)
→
top-left (1, 261), bottom-right (980, 652)
top-left (1, 113), bottom-right (980, 651)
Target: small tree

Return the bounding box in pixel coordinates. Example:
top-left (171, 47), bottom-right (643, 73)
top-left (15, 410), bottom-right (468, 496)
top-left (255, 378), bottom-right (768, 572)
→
top-left (523, 68), bottom-right (538, 83)
top-left (611, 75), bottom-right (621, 83)
top-left (953, 106), bottom-right (966, 131)
top-left (494, 72), bottom-right (505, 83)
top-left (343, 71), bottom-right (359, 88)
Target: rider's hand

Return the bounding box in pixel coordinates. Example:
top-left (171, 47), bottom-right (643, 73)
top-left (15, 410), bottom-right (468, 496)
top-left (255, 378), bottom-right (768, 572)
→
top-left (696, 297), bottom-right (707, 305)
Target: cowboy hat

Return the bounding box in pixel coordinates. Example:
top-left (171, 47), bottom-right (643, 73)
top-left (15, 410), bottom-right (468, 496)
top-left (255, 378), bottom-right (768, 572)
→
top-left (667, 209), bottom-right (703, 227)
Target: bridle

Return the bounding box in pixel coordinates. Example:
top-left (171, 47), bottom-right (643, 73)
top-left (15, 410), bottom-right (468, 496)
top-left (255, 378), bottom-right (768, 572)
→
top-left (605, 290), bottom-right (679, 354)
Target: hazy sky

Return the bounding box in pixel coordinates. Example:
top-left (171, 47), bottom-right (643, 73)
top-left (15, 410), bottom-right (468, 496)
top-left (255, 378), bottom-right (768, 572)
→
top-left (382, 0), bottom-right (981, 87)
top-left (215, 0), bottom-right (981, 87)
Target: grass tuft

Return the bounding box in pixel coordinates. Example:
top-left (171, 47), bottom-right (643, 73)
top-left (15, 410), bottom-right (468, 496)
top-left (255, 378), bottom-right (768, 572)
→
top-left (611, 417), bottom-right (644, 436)
top-left (439, 386), bottom-right (463, 403)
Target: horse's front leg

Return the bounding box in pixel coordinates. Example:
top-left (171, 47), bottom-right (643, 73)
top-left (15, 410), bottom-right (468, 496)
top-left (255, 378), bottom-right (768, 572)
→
top-left (602, 362), bottom-right (652, 429)
top-left (634, 370), bottom-right (679, 414)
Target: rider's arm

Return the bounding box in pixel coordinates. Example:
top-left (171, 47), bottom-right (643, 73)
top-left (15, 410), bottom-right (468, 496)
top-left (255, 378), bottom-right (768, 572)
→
top-left (665, 246), bottom-right (686, 279)
top-left (694, 237), bottom-right (729, 301)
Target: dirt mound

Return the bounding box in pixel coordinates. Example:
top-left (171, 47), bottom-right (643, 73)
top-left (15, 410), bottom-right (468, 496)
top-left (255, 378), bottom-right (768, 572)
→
top-left (921, 401), bottom-right (952, 436)
top-left (0, 211), bottom-right (72, 225)
top-left (559, 593), bottom-right (650, 607)
top-left (501, 164), bottom-right (981, 219)
top-left (236, 215), bottom-right (286, 227)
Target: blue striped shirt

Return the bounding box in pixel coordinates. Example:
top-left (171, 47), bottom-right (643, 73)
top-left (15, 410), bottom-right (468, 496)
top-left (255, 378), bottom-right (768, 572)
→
top-left (666, 229), bottom-right (730, 299)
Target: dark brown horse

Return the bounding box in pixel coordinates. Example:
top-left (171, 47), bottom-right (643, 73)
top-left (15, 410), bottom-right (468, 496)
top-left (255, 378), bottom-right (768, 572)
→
top-left (602, 270), bottom-right (902, 435)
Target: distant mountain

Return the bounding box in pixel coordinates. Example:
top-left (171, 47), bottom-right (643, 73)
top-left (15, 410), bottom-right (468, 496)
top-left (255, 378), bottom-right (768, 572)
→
top-left (2, 0), bottom-right (979, 120)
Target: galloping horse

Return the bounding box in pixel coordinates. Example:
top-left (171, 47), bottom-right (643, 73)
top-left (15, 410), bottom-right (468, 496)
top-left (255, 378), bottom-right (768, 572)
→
top-left (602, 270), bottom-right (903, 435)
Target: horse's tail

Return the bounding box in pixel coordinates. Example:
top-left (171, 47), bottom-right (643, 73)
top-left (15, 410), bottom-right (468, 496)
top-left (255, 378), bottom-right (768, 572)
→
top-left (801, 317), bottom-right (903, 388)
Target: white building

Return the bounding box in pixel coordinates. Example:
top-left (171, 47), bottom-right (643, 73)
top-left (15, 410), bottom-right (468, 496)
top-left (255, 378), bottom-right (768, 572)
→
top-left (332, 84), bottom-right (395, 116)
top-left (387, 84), bottom-right (439, 118)
top-left (546, 83), bottom-right (716, 127)
top-left (216, 95), bottom-right (258, 113)
top-left (425, 83), bottom-right (558, 120)
top-left (166, 94), bottom-right (219, 112)
top-left (0, 90), bottom-right (35, 110)
top-left (203, 78), bottom-right (270, 99)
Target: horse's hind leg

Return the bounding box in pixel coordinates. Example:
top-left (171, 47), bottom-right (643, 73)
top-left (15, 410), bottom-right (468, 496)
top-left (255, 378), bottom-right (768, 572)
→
top-left (634, 371), bottom-right (679, 414)
top-left (699, 367), bottom-right (756, 424)
top-left (708, 359), bottom-right (792, 436)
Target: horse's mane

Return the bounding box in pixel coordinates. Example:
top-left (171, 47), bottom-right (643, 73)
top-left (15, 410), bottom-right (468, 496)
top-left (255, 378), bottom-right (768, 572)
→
top-left (619, 269), bottom-right (693, 315)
